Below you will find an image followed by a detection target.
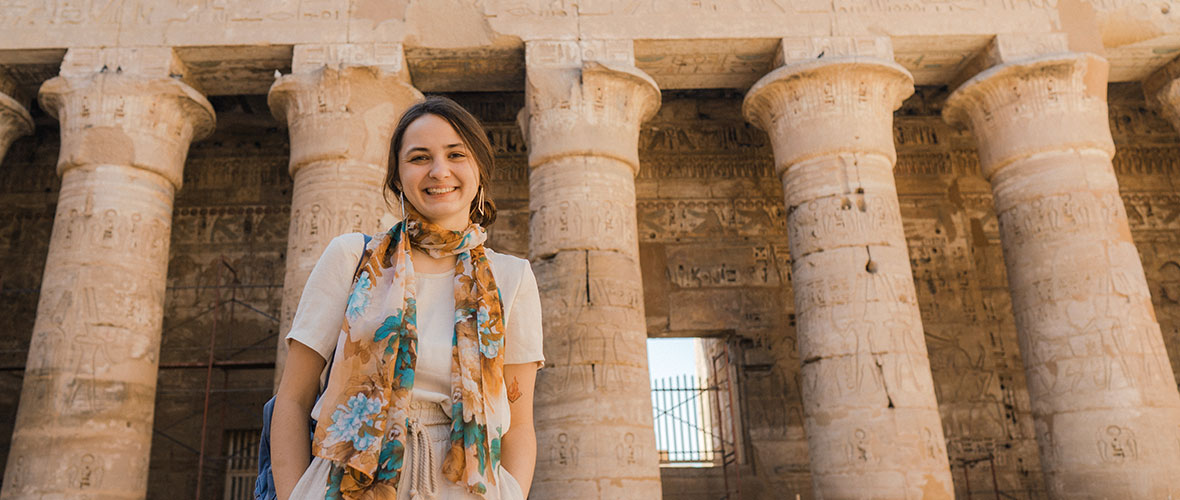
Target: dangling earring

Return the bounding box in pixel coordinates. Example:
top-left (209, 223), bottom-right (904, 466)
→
top-left (476, 187), bottom-right (486, 219)
top-left (399, 189), bottom-right (406, 221)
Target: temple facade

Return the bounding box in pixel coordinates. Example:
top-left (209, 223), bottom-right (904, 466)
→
top-left (1, 2), bottom-right (1180, 499)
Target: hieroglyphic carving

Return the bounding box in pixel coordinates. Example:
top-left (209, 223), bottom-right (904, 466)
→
top-left (785, 192), bottom-right (904, 258)
top-left (635, 39), bottom-right (777, 88)
top-left (616, 432), bottom-right (639, 465)
top-left (525, 40), bottom-right (662, 498)
top-left (640, 122), bottom-right (770, 153)
top-left (745, 52), bottom-right (953, 497)
top-left (551, 432), bottom-right (580, 467)
top-left (294, 43), bottom-right (408, 72)
top-left (1114, 147), bottom-right (1180, 176)
top-left (845, 428), bottom-right (876, 465)
top-left (636, 198), bottom-right (787, 241)
top-left (3, 75), bottom-right (200, 498)
top-left (530, 198), bottom-right (638, 256)
top-left (67, 453), bottom-right (104, 489)
top-left (1097, 425), bottom-right (1138, 464)
top-left (777, 36), bottom-right (893, 64)
top-left (996, 191), bottom-right (1129, 252)
top-left (1020, 310), bottom-right (1173, 401)
top-left (945, 51), bottom-right (1180, 497)
top-left (0, 0), bottom-right (122, 26)
top-left (1123, 193), bottom-right (1180, 234)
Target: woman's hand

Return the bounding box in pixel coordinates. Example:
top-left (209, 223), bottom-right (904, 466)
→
top-left (500, 361), bottom-right (542, 498)
top-left (271, 341), bottom-right (327, 500)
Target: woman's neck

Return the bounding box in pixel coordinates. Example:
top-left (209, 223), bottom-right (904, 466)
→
top-left (409, 247), bottom-right (457, 274)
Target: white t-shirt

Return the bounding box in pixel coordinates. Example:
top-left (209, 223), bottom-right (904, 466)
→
top-left (286, 232), bottom-right (545, 413)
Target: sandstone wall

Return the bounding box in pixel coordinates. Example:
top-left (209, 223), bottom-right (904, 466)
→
top-left (0, 86), bottom-right (1177, 499)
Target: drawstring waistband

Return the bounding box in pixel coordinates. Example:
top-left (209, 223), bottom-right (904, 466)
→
top-left (405, 401), bottom-right (448, 500)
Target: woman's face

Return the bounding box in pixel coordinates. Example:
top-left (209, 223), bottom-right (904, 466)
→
top-left (397, 114), bottom-right (480, 231)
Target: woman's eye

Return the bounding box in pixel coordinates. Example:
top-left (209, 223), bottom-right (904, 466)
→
top-left (408, 155), bottom-right (429, 163)
top-left (449, 152), bottom-right (466, 159)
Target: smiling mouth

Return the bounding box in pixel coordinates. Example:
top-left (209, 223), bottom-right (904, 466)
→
top-left (425, 187), bottom-right (458, 195)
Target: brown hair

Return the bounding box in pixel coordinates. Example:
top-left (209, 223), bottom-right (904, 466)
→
top-left (384, 96), bottom-right (497, 227)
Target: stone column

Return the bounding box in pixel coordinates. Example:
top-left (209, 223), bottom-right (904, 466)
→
top-left (520, 39), bottom-right (662, 500)
top-left (1, 47), bottom-right (214, 499)
top-left (268, 44), bottom-right (421, 385)
top-left (742, 37), bottom-right (953, 499)
top-left (944, 45), bottom-right (1180, 498)
top-left (0, 70), bottom-right (33, 164)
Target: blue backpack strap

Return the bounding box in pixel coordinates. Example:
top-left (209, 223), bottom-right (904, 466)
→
top-left (255, 232), bottom-right (374, 500)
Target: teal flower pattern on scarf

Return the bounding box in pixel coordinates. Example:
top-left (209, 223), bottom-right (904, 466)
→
top-left (346, 271), bottom-right (371, 321)
top-left (477, 305), bottom-right (501, 358)
top-left (326, 393), bottom-right (385, 451)
top-left (376, 438), bottom-right (405, 481)
top-left (314, 215), bottom-right (510, 499)
top-left (374, 310), bottom-right (405, 343)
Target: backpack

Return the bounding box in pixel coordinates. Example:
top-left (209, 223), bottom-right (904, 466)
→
top-left (255, 233), bottom-right (371, 500)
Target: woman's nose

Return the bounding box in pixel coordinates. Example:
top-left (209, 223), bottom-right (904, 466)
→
top-left (427, 159), bottom-right (451, 179)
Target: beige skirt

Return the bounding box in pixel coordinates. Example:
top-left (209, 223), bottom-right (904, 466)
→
top-left (290, 400), bottom-right (524, 500)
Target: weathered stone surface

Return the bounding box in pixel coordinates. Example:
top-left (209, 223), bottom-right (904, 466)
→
top-left (522, 39), bottom-right (663, 500)
top-left (744, 40), bottom-right (954, 499)
top-left (945, 52), bottom-right (1180, 499)
top-left (268, 44), bottom-right (421, 385)
top-left (2, 2), bottom-right (1179, 94)
top-left (1, 47), bottom-right (213, 500)
top-left (2, 9), bottom-right (1180, 498)
top-left (2, 81), bottom-right (1180, 499)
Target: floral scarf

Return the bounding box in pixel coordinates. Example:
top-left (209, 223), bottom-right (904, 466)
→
top-left (312, 212), bottom-right (508, 499)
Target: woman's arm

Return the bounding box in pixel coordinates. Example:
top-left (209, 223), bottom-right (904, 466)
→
top-left (500, 361), bottom-right (542, 498)
top-left (271, 341), bottom-right (327, 500)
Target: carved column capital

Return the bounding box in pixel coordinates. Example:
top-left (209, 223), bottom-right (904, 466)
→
top-left (1144, 56), bottom-right (1180, 133)
top-left (0, 71), bottom-right (33, 164)
top-left (37, 48), bottom-right (214, 190)
top-left (521, 39), bottom-right (661, 174)
top-left (740, 43), bottom-right (953, 499)
top-left (943, 52), bottom-right (1114, 180)
top-left (268, 45), bottom-right (422, 176)
top-left (742, 57), bottom-right (913, 176)
top-left (268, 43), bottom-right (421, 387)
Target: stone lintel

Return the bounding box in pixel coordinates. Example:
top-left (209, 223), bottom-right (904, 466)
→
top-left (743, 58), bottom-right (913, 177)
top-left (773, 36), bottom-right (894, 67)
top-left (526, 39), bottom-right (638, 70)
top-left (292, 42), bottom-right (413, 79)
top-left (1143, 55), bottom-right (1180, 133)
top-left (58, 46), bottom-right (203, 92)
top-left (948, 33), bottom-right (1070, 93)
top-left (943, 52), bottom-right (1114, 180)
top-left (522, 39), bottom-right (660, 173)
top-left (37, 49), bottom-right (215, 189)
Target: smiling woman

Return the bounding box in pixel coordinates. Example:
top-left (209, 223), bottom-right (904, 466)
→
top-left (385, 97), bottom-right (498, 234)
top-left (271, 96), bottom-right (543, 500)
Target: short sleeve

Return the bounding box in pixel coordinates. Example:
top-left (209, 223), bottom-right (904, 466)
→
top-left (285, 233), bottom-right (366, 361)
top-left (504, 261), bottom-right (545, 365)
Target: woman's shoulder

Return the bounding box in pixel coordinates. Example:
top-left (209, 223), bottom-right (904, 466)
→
top-left (484, 249), bottom-right (535, 304)
top-left (484, 248), bottom-right (531, 275)
top-left (327, 232), bottom-right (369, 257)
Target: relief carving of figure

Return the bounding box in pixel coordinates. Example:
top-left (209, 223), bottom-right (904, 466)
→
top-left (1097, 425), bottom-right (1138, 464)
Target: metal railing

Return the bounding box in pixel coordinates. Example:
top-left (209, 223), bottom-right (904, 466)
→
top-left (651, 374), bottom-right (724, 466)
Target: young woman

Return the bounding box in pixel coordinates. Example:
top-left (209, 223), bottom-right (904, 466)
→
top-left (270, 96), bottom-right (544, 500)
